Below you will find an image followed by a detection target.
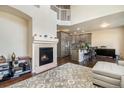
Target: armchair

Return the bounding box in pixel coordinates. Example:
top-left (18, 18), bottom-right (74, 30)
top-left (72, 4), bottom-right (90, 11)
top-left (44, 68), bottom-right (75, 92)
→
top-left (92, 60), bottom-right (124, 88)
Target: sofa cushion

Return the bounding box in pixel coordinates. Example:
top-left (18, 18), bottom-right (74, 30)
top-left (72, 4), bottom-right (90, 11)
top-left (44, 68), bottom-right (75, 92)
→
top-left (92, 61), bottom-right (124, 79)
top-left (118, 60), bottom-right (124, 66)
top-left (121, 75), bottom-right (124, 88)
top-left (93, 78), bottom-right (120, 88)
top-left (92, 73), bottom-right (120, 86)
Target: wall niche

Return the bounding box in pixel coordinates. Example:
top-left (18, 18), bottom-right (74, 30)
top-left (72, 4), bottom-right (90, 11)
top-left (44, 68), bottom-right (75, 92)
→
top-left (0, 6), bottom-right (32, 59)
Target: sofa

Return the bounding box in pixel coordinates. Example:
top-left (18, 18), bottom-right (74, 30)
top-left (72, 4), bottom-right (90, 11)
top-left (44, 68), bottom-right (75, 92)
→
top-left (92, 61), bottom-right (124, 88)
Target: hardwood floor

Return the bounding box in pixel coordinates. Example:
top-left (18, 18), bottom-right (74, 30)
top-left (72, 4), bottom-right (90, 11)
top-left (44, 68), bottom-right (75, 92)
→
top-left (0, 56), bottom-right (115, 88)
top-left (57, 56), bottom-right (79, 66)
top-left (57, 56), bottom-right (115, 68)
top-left (58, 56), bottom-right (96, 67)
top-left (0, 73), bottom-right (32, 88)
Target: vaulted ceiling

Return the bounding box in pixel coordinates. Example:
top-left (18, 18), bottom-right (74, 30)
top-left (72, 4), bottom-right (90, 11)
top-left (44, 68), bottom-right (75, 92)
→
top-left (58, 10), bottom-right (124, 34)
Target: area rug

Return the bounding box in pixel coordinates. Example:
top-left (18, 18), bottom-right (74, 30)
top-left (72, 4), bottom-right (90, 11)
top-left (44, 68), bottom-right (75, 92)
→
top-left (7, 63), bottom-right (98, 88)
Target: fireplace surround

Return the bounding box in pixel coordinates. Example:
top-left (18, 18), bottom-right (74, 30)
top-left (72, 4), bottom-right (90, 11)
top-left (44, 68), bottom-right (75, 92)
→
top-left (32, 35), bottom-right (58, 74)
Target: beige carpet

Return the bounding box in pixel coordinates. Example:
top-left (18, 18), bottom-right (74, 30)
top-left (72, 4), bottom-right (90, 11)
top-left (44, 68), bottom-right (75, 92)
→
top-left (8, 63), bottom-right (98, 88)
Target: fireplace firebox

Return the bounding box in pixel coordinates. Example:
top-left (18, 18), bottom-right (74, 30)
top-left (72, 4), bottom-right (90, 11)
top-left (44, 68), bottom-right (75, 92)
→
top-left (39, 47), bottom-right (53, 66)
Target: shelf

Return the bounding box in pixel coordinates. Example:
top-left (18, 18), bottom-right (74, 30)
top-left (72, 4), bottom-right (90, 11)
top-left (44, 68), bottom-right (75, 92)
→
top-left (0, 63), bottom-right (8, 67)
top-left (0, 68), bottom-right (9, 72)
top-left (0, 58), bottom-right (32, 82)
top-left (12, 70), bottom-right (31, 78)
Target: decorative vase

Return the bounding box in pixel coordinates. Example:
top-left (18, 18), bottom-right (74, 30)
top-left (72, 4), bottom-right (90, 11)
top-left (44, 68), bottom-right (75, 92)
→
top-left (11, 52), bottom-right (16, 61)
top-left (0, 55), bottom-right (6, 63)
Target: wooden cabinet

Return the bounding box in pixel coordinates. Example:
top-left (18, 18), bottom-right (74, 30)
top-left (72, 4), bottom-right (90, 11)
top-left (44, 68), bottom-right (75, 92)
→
top-left (71, 33), bottom-right (91, 44)
top-left (57, 32), bottom-right (71, 58)
top-left (57, 32), bottom-right (91, 58)
top-left (79, 33), bottom-right (91, 43)
top-left (71, 35), bottom-right (80, 44)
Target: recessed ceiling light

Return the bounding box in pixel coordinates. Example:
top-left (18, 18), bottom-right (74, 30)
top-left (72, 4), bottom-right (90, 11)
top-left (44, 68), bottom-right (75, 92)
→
top-left (57, 30), bottom-right (60, 32)
top-left (74, 32), bottom-right (77, 34)
top-left (100, 22), bottom-right (110, 28)
top-left (82, 30), bottom-right (85, 32)
top-left (76, 28), bottom-right (80, 31)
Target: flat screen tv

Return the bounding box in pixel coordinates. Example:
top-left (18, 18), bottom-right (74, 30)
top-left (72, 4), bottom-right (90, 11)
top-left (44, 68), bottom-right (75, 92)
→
top-left (95, 49), bottom-right (116, 58)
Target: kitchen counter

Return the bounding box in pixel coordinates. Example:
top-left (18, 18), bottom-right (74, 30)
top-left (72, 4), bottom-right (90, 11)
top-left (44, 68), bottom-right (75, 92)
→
top-left (70, 49), bottom-right (88, 62)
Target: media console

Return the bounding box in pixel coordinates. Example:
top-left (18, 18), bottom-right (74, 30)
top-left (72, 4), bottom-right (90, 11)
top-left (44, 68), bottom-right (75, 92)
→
top-left (95, 49), bottom-right (116, 59)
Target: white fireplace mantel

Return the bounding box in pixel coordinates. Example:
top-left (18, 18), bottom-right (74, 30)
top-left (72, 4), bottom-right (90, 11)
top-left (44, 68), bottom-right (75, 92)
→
top-left (32, 36), bottom-right (58, 74)
top-left (33, 39), bottom-right (58, 44)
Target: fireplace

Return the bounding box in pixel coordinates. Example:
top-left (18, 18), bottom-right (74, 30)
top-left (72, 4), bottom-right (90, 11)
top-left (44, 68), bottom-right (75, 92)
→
top-left (39, 47), bottom-right (53, 66)
top-left (32, 35), bottom-right (58, 74)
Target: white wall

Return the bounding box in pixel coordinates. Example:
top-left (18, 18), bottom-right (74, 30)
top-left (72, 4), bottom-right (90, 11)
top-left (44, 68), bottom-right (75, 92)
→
top-left (11, 5), bottom-right (57, 37)
top-left (0, 11), bottom-right (28, 58)
top-left (120, 29), bottom-right (124, 58)
top-left (0, 5), bottom-right (57, 58)
top-left (71, 5), bottom-right (124, 24)
top-left (91, 27), bottom-right (124, 58)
